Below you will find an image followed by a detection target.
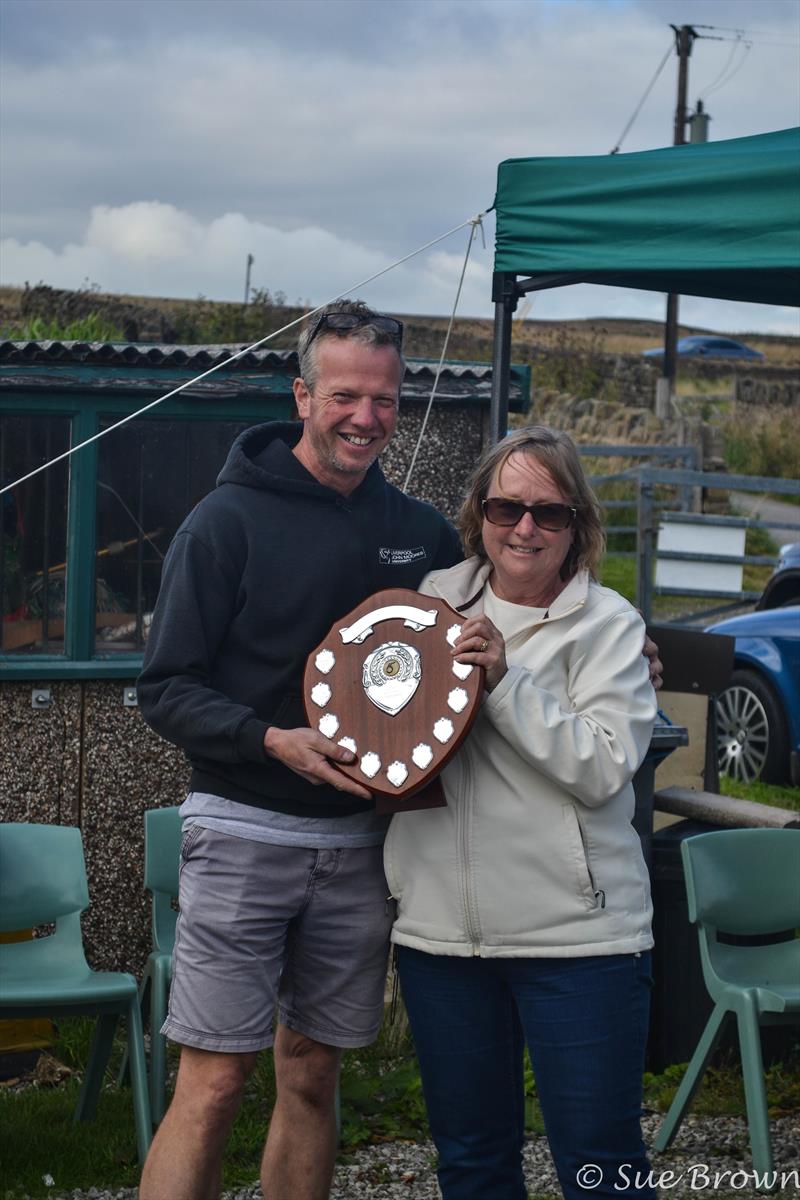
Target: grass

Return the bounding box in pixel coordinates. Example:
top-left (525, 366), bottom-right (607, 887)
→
top-left (0, 1079), bottom-right (141, 1196)
top-left (719, 775), bottom-right (800, 812)
top-left (0, 1015), bottom-right (432, 1199)
top-left (599, 552), bottom-right (637, 602)
top-left (1, 312), bottom-right (124, 343)
top-left (643, 1053), bottom-right (800, 1120)
top-left (722, 407), bottom-right (800, 484)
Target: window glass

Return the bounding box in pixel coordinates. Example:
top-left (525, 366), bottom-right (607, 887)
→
top-left (1, 416), bottom-right (71, 654)
top-left (94, 418), bottom-right (251, 653)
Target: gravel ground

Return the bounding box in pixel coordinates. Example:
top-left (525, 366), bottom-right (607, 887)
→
top-left (44, 1112), bottom-right (800, 1200)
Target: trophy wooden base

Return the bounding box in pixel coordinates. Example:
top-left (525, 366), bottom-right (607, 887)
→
top-left (372, 775), bottom-right (447, 814)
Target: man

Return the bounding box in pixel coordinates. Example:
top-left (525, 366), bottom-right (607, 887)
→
top-left (137, 300), bottom-right (462, 1200)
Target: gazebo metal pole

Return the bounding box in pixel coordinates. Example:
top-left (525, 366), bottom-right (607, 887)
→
top-left (489, 272), bottom-right (517, 445)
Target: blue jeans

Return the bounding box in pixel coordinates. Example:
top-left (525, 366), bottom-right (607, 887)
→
top-left (397, 947), bottom-right (655, 1200)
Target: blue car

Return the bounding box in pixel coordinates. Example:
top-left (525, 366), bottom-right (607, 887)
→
top-left (757, 541), bottom-right (800, 610)
top-left (643, 335), bottom-right (765, 361)
top-left (708, 598), bottom-right (800, 786)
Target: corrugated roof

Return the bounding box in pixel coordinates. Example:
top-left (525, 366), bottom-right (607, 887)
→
top-left (0, 340), bottom-right (530, 407)
top-left (0, 340), bottom-right (298, 369)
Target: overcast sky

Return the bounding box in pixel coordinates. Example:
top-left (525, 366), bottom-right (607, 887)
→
top-left (1, 0), bottom-right (798, 334)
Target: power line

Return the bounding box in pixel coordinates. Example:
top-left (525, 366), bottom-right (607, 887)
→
top-left (697, 34), bottom-right (742, 94)
top-left (693, 24), bottom-right (781, 35)
top-left (694, 25), bottom-right (798, 48)
top-left (702, 40), bottom-right (752, 101)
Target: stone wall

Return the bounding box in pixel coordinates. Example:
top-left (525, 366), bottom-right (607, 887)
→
top-left (529, 349), bottom-right (798, 412)
top-left (735, 370), bottom-right (799, 407)
top-left (528, 389), bottom-right (672, 445)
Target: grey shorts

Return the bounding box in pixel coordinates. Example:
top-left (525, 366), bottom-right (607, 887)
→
top-left (163, 825), bottom-right (395, 1053)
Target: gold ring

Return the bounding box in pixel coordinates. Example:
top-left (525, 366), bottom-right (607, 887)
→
top-left (479, 638), bottom-right (489, 653)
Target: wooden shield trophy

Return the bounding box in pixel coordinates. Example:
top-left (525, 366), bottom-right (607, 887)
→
top-left (303, 588), bottom-right (484, 813)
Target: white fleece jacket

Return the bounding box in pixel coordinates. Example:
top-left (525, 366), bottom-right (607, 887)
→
top-left (385, 557), bottom-right (658, 958)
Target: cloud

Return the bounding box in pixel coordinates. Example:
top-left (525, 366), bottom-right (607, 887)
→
top-left (3, 0), bottom-right (797, 256)
top-left (86, 203), bottom-right (205, 261)
top-left (0, 200), bottom-right (494, 317)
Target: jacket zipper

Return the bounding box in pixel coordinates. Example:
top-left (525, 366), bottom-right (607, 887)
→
top-left (575, 812), bottom-right (606, 909)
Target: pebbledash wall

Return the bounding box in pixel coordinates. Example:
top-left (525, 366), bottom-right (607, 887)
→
top-left (0, 340), bottom-right (530, 975)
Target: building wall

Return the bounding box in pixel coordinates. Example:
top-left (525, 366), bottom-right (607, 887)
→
top-left (1, 401), bottom-right (487, 974)
top-left (1, 680), bottom-right (189, 974)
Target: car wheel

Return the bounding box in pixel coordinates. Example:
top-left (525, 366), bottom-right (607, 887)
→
top-left (715, 668), bottom-right (789, 784)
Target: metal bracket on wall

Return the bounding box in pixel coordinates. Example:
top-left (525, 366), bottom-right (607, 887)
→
top-left (31, 687), bottom-right (52, 710)
top-left (122, 686), bottom-right (138, 707)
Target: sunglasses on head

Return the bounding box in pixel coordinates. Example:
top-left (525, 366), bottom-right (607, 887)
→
top-left (305, 311), bottom-right (404, 351)
top-left (481, 498), bottom-right (577, 531)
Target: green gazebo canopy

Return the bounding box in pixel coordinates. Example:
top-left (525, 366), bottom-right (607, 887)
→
top-left (493, 127), bottom-right (800, 308)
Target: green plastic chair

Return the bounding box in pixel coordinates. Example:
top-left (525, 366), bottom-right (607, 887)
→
top-left (653, 828), bottom-right (800, 1184)
top-left (118, 805), bottom-right (182, 1124)
top-left (141, 805), bottom-right (182, 1123)
top-left (0, 823), bottom-right (152, 1163)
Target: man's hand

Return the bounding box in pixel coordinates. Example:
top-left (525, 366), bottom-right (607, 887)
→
top-left (263, 726), bottom-right (372, 799)
top-left (643, 632), bottom-right (663, 692)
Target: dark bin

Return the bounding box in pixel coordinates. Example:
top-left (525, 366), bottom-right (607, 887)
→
top-left (647, 819), bottom-right (799, 1073)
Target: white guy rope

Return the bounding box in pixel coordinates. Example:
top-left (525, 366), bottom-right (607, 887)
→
top-left (402, 217), bottom-right (482, 494)
top-left (609, 43), bottom-right (673, 156)
top-left (1, 211), bottom-right (488, 497)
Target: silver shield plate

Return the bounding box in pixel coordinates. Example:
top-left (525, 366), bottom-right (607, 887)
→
top-left (362, 641), bottom-right (422, 716)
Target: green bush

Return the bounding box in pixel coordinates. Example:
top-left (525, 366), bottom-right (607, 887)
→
top-left (722, 407), bottom-right (799, 481)
top-left (3, 312), bottom-right (124, 343)
top-left (532, 326), bottom-right (609, 400)
top-left (169, 289), bottom-right (301, 348)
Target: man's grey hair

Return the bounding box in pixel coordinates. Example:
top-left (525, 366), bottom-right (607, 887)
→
top-left (297, 299), bottom-right (405, 394)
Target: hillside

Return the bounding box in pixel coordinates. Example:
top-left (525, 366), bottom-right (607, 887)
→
top-left (1, 285), bottom-right (797, 367)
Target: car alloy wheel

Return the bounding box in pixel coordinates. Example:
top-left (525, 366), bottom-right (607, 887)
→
top-left (715, 668), bottom-right (789, 784)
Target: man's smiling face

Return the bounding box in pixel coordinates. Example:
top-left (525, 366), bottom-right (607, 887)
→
top-left (292, 337), bottom-right (401, 495)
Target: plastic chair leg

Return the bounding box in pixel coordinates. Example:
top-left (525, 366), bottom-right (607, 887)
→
top-left (149, 958), bottom-right (170, 1123)
top-left (75, 1013), bottom-right (119, 1122)
top-left (127, 994), bottom-right (154, 1163)
top-left (653, 1004), bottom-right (729, 1153)
top-left (737, 996), bottom-right (774, 1182)
top-left (117, 966), bottom-right (151, 1088)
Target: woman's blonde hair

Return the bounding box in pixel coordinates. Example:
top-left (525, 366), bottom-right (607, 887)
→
top-left (458, 426), bottom-right (605, 579)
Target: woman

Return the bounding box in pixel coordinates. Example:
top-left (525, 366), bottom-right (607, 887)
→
top-left (385, 427), bottom-right (658, 1200)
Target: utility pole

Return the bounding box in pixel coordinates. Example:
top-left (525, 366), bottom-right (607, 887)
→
top-left (244, 253), bottom-right (254, 306)
top-left (656, 24), bottom-right (697, 419)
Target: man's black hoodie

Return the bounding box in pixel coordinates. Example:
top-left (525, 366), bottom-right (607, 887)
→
top-left (138, 421), bottom-right (462, 816)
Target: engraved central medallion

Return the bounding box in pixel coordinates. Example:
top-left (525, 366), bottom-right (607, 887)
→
top-left (362, 641), bottom-right (421, 716)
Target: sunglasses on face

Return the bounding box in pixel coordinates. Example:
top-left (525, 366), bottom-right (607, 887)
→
top-left (481, 498), bottom-right (577, 531)
top-left (304, 311), bottom-right (404, 351)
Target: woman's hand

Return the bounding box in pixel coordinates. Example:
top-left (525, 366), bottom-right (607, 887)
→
top-left (453, 617), bottom-right (508, 693)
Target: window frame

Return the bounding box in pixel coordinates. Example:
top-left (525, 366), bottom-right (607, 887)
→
top-left (1, 387), bottom-right (295, 680)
